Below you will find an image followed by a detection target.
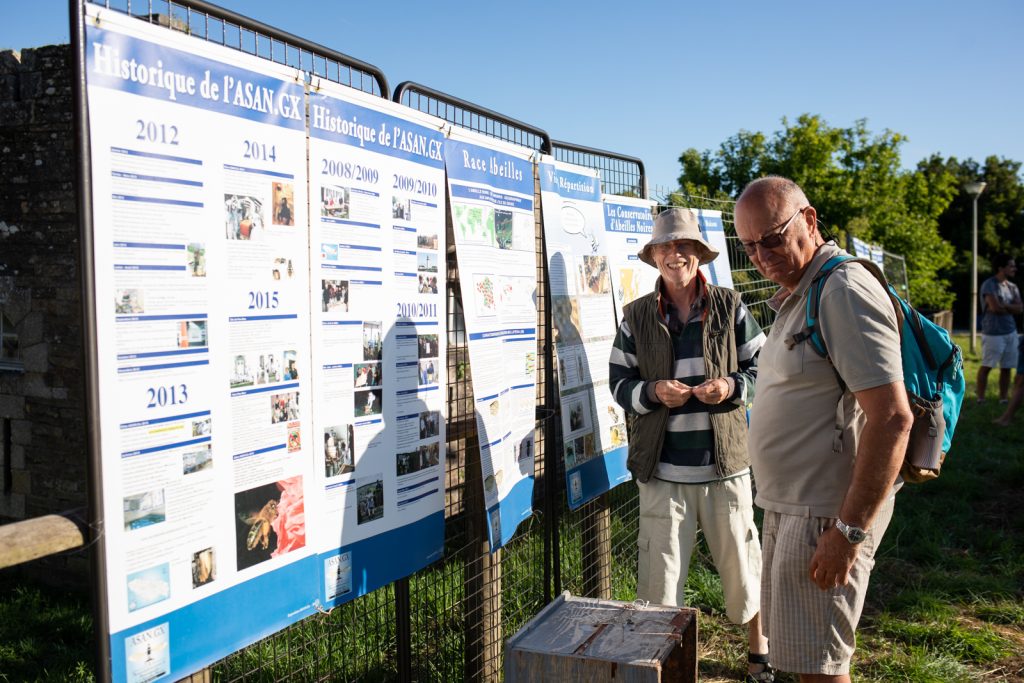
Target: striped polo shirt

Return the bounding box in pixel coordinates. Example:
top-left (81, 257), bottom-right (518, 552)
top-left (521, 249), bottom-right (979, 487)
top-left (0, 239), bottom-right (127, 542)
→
top-left (609, 275), bottom-right (765, 483)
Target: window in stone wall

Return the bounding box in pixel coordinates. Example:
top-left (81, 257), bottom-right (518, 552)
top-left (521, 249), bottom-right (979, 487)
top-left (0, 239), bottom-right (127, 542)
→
top-left (0, 311), bottom-right (21, 371)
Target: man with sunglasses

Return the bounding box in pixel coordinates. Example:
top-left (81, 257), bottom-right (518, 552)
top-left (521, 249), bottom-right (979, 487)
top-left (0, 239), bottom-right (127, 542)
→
top-left (734, 177), bottom-right (913, 683)
top-left (609, 207), bottom-right (773, 682)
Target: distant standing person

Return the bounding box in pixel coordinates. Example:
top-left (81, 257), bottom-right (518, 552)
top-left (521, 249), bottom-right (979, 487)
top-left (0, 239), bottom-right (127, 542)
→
top-left (977, 255), bottom-right (1021, 403)
top-left (994, 335), bottom-right (1024, 426)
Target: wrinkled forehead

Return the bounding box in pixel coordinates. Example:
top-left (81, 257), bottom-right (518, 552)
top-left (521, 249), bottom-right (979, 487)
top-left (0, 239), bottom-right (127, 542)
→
top-left (735, 189), bottom-right (803, 235)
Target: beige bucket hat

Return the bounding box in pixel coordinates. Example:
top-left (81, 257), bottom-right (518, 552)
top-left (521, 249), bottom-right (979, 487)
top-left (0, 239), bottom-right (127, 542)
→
top-left (638, 207), bottom-right (719, 267)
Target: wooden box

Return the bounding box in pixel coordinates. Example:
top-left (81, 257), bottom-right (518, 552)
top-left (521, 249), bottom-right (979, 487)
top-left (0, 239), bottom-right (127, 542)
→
top-left (504, 592), bottom-right (698, 682)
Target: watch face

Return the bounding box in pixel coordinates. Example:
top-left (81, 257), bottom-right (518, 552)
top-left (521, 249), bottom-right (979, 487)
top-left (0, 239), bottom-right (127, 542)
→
top-left (838, 520), bottom-right (867, 543)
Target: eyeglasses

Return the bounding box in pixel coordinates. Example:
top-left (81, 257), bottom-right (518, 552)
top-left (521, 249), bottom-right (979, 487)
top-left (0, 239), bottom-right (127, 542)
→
top-left (740, 206), bottom-right (808, 256)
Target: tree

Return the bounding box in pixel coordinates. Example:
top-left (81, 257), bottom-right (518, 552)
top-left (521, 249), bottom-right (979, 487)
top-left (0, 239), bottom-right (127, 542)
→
top-left (674, 115), bottom-right (958, 309)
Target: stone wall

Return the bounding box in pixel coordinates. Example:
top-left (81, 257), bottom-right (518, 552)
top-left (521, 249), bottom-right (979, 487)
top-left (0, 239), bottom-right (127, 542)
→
top-left (0, 44), bottom-right (90, 579)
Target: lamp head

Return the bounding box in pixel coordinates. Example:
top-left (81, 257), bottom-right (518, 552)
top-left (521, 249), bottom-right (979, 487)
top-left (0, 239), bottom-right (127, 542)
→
top-left (964, 180), bottom-right (987, 198)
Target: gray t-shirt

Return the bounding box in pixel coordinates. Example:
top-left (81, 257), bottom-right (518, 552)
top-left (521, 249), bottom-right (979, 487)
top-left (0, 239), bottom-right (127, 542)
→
top-left (980, 276), bottom-right (1020, 336)
top-left (749, 245), bottom-right (903, 518)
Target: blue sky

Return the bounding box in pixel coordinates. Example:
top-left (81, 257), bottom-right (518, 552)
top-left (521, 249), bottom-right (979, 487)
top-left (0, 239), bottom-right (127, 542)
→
top-left (3, 0), bottom-right (1021, 191)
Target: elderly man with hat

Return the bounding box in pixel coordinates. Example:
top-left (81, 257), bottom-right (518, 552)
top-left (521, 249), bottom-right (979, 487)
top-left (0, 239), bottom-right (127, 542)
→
top-left (609, 207), bottom-right (772, 682)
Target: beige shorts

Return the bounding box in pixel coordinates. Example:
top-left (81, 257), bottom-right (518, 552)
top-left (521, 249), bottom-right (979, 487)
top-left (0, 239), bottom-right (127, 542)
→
top-left (760, 496), bottom-right (894, 675)
top-left (981, 332), bottom-right (1019, 369)
top-left (636, 473), bottom-right (762, 625)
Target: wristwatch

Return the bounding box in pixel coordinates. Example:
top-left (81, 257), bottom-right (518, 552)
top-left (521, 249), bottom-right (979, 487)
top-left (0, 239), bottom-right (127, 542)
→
top-left (835, 519), bottom-right (867, 544)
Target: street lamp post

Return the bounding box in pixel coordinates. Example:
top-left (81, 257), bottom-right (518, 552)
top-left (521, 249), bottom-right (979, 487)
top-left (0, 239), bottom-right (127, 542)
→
top-left (965, 180), bottom-right (987, 354)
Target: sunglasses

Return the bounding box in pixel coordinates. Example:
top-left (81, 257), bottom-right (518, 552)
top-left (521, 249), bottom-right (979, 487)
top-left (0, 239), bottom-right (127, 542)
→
top-left (740, 206), bottom-right (808, 256)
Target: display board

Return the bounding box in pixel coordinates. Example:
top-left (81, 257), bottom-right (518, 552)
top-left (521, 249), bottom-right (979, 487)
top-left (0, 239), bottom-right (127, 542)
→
top-left (850, 236), bottom-right (886, 272)
top-left (443, 130), bottom-right (538, 551)
top-left (688, 208), bottom-right (734, 289)
top-left (80, 6), bottom-right (445, 680)
top-left (307, 82), bottom-right (446, 605)
top-left (602, 196), bottom-right (657, 318)
top-left (540, 158), bottom-right (631, 510)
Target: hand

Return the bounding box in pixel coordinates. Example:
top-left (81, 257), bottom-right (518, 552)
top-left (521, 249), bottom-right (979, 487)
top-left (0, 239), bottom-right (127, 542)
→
top-left (692, 378), bottom-right (731, 405)
top-left (809, 526), bottom-right (859, 590)
top-left (654, 380), bottom-right (693, 408)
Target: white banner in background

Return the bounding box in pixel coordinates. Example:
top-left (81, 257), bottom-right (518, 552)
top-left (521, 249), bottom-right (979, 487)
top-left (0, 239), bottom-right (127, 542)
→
top-left (540, 158), bottom-right (631, 510)
top-left (307, 83), bottom-right (446, 605)
top-left (84, 6), bottom-right (317, 682)
top-left (444, 131), bottom-right (537, 551)
top-left (602, 195), bottom-right (657, 319)
top-left (688, 208), bottom-right (734, 289)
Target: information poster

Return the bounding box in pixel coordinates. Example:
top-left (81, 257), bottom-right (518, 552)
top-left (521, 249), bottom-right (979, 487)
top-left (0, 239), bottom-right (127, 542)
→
top-left (602, 196), bottom-right (657, 319)
top-left (689, 208), bottom-right (734, 289)
top-left (444, 131), bottom-right (537, 550)
top-left (307, 83), bottom-right (446, 604)
top-left (540, 158), bottom-right (631, 510)
top-left (84, 7), bottom-right (319, 681)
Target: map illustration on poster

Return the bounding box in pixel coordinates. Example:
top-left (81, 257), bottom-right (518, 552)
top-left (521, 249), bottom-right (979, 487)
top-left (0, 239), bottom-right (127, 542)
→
top-left (444, 131), bottom-right (538, 550)
top-left (540, 158), bottom-right (631, 510)
top-left (307, 82), bottom-right (446, 604)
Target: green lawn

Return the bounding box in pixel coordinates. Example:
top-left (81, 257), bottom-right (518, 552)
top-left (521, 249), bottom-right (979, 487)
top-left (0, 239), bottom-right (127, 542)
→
top-left (2, 336), bottom-right (1022, 682)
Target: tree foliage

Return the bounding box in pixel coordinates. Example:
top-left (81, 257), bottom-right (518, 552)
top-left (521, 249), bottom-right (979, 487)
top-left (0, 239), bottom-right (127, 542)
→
top-left (675, 115), bottom-right (961, 309)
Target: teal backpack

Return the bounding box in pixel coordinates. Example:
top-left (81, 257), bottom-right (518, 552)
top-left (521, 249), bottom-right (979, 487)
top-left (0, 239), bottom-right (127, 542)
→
top-left (792, 254), bottom-right (965, 482)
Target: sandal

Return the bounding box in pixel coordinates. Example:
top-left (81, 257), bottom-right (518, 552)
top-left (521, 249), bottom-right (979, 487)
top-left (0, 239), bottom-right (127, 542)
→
top-left (745, 652), bottom-right (776, 683)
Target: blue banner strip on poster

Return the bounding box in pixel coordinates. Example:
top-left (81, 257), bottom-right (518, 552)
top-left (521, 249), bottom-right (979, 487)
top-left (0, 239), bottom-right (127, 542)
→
top-left (114, 241), bottom-right (186, 249)
top-left (565, 445), bottom-right (631, 510)
top-left (109, 556), bottom-right (320, 683)
top-left (232, 443), bottom-right (286, 459)
top-left (112, 194), bottom-right (203, 208)
top-left (120, 410), bottom-right (211, 429)
top-left (118, 359), bottom-right (208, 373)
top-left (118, 314), bottom-right (207, 321)
top-left (230, 382), bottom-right (299, 397)
top-left (444, 139), bottom-right (533, 195)
top-left (487, 477), bottom-right (534, 551)
top-left (228, 314), bottom-right (299, 322)
top-left (111, 171), bottom-right (203, 187)
top-left (222, 164), bottom-right (295, 179)
top-left (86, 26), bottom-right (306, 130)
top-left (318, 511), bottom-right (445, 608)
top-left (121, 435), bottom-right (211, 458)
top-left (468, 327), bottom-right (535, 341)
top-left (603, 201), bottom-right (653, 234)
top-left (114, 264), bottom-right (187, 271)
top-left (322, 217), bottom-right (380, 228)
top-left (539, 162), bottom-right (601, 201)
top-left (308, 92), bottom-right (444, 168)
top-left (117, 347), bottom-right (208, 361)
top-left (448, 183), bottom-right (532, 211)
top-left (111, 146), bottom-right (202, 165)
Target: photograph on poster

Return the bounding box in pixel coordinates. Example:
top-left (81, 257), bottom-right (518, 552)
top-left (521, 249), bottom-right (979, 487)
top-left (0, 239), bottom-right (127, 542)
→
top-left (322, 279), bottom-right (349, 313)
top-left (270, 391), bottom-right (300, 424)
top-left (518, 436), bottom-right (533, 462)
top-left (564, 439), bottom-right (576, 468)
top-left (567, 397), bottom-right (588, 432)
top-left (581, 255), bottom-right (611, 295)
top-left (282, 349), bottom-right (299, 380)
top-left (353, 362), bottom-right (382, 388)
top-left (115, 288), bottom-right (144, 314)
top-left (362, 321), bottom-right (382, 361)
top-left (255, 353), bottom-right (284, 385)
top-left (418, 274), bottom-right (438, 294)
top-left (355, 388), bottom-right (383, 416)
top-left (396, 446), bottom-right (427, 476)
top-left (418, 359), bottom-right (438, 385)
top-left (234, 482), bottom-right (282, 569)
top-left (126, 563), bottom-right (170, 612)
top-left (392, 196), bottom-right (411, 220)
top-left (224, 194), bottom-right (264, 240)
top-left (356, 476), bottom-right (384, 525)
top-left (272, 182), bottom-right (294, 226)
top-left (453, 204), bottom-right (495, 246)
top-left (322, 243), bottom-right (339, 261)
top-left (419, 410), bottom-right (440, 439)
top-left (618, 267), bottom-right (642, 306)
top-left (187, 242), bottom-right (206, 277)
top-left (495, 210), bottom-right (514, 250)
top-left (191, 547), bottom-right (215, 588)
top-left (417, 252), bottom-right (438, 273)
top-left (191, 417), bottom-right (211, 437)
top-left (182, 444), bottom-right (212, 475)
top-left (324, 424), bottom-right (354, 477)
top-left (123, 489), bottom-right (166, 531)
top-left (609, 422), bottom-right (626, 447)
top-left (230, 354), bottom-right (256, 388)
top-left (271, 256), bottom-right (294, 280)
top-left (489, 509), bottom-right (501, 546)
top-left (417, 334), bottom-right (438, 359)
top-left (177, 320), bottom-right (207, 348)
top-left (287, 426), bottom-right (301, 452)
top-left (552, 296), bottom-right (582, 346)
top-left (417, 232), bottom-right (438, 249)
top-left (321, 185), bottom-right (350, 219)
top-left (473, 274), bottom-right (497, 316)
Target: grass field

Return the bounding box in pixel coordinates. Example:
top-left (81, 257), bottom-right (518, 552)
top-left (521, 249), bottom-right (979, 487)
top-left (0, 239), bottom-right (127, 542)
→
top-left (1, 336), bottom-right (1022, 682)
